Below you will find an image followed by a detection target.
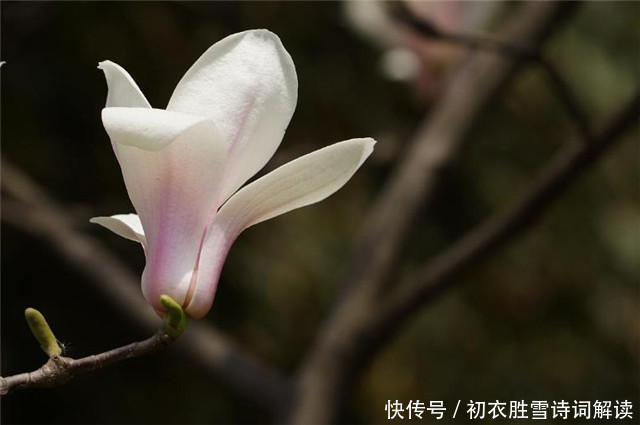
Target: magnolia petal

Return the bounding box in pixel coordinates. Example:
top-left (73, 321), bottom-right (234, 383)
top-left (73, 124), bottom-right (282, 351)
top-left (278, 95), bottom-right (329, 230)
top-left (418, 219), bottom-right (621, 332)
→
top-left (102, 107), bottom-right (205, 151)
top-left (110, 119), bottom-right (229, 312)
top-left (217, 137), bottom-right (375, 232)
top-left (183, 137), bottom-right (376, 317)
top-left (167, 29), bottom-right (298, 202)
top-left (90, 214), bottom-right (147, 248)
top-left (181, 224), bottom-right (232, 319)
top-left (98, 61), bottom-right (151, 108)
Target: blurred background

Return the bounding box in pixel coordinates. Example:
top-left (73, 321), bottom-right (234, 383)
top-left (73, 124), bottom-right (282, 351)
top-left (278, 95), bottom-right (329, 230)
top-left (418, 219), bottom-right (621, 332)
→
top-left (1, 1), bottom-right (638, 424)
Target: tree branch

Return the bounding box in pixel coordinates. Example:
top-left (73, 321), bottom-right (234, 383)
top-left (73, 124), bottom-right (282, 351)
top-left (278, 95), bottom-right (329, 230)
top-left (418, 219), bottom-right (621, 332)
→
top-left (290, 88), bottom-right (638, 424)
top-left (1, 331), bottom-right (174, 395)
top-left (0, 162), bottom-right (290, 413)
top-left (342, 2), bottom-right (577, 300)
top-left (287, 3), bottom-right (593, 423)
top-left (386, 89), bottom-right (639, 327)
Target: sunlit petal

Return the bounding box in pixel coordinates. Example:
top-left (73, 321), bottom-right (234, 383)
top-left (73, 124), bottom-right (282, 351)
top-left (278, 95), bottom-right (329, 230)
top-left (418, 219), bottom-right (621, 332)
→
top-left (102, 107), bottom-right (205, 151)
top-left (111, 120), bottom-right (229, 311)
top-left (184, 137), bottom-right (375, 317)
top-left (167, 29), bottom-right (298, 202)
top-left (90, 214), bottom-right (146, 248)
top-left (218, 137), bottom-right (375, 232)
top-left (98, 61), bottom-right (151, 108)
top-left (97, 31), bottom-right (375, 318)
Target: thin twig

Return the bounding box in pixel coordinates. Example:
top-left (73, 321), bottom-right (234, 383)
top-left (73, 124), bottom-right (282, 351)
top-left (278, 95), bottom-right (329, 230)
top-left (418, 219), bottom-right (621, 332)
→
top-left (391, 1), bottom-right (594, 145)
top-left (0, 331), bottom-right (174, 395)
top-left (0, 162), bottom-right (290, 413)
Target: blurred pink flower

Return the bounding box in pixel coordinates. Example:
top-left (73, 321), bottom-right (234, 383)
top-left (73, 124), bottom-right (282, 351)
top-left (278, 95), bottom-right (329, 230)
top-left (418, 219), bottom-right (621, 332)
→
top-left (91, 30), bottom-right (375, 318)
top-left (346, 1), bottom-right (500, 99)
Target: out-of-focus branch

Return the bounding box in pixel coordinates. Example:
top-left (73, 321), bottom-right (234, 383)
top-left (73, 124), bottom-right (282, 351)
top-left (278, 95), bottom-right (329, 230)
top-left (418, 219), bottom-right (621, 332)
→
top-left (344, 2), bottom-right (578, 298)
top-left (1, 331), bottom-right (174, 396)
top-left (385, 90), bottom-right (639, 329)
top-left (290, 86), bottom-right (637, 424)
top-left (288, 3), bottom-right (579, 423)
top-left (0, 161), bottom-right (290, 413)
top-left (391, 1), bottom-right (594, 144)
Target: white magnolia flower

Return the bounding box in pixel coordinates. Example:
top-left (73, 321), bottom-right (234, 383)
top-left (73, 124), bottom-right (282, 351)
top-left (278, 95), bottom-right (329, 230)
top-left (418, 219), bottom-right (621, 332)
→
top-left (91, 30), bottom-right (375, 318)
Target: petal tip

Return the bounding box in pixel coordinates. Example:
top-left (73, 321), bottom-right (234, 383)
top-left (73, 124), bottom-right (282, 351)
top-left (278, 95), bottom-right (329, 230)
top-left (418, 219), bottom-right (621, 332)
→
top-left (362, 137), bottom-right (377, 149)
top-left (242, 28), bottom-right (279, 40)
top-left (349, 137), bottom-right (376, 165)
top-left (97, 60), bottom-right (116, 72)
top-left (98, 60), bottom-right (151, 108)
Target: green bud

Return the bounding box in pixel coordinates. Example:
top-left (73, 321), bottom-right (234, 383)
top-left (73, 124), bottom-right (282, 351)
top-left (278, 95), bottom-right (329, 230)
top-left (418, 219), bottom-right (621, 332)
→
top-left (160, 295), bottom-right (187, 339)
top-left (24, 308), bottom-right (62, 357)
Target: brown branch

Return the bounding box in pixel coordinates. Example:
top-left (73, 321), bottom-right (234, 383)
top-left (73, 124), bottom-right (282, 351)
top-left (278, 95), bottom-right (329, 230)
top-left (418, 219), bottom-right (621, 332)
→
top-left (386, 89), bottom-right (639, 328)
top-left (289, 89), bottom-right (638, 424)
top-left (391, 1), bottom-right (594, 144)
top-left (342, 2), bottom-right (576, 299)
top-left (287, 3), bottom-right (582, 423)
top-left (1, 331), bottom-right (174, 395)
top-left (0, 162), bottom-right (290, 413)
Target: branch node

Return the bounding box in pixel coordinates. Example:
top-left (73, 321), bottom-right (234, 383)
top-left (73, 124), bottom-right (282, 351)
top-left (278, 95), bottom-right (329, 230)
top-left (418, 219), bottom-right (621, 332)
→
top-left (40, 356), bottom-right (73, 387)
